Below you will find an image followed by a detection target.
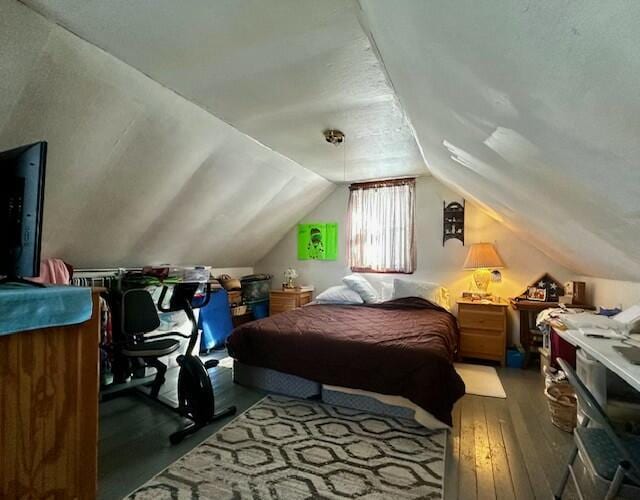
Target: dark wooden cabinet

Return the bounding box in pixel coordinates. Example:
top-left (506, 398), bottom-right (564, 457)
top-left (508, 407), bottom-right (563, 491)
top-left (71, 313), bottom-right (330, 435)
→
top-left (0, 291), bottom-right (100, 498)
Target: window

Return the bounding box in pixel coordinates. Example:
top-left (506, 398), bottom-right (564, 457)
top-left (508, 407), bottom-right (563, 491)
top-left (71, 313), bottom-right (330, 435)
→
top-left (347, 178), bottom-right (416, 273)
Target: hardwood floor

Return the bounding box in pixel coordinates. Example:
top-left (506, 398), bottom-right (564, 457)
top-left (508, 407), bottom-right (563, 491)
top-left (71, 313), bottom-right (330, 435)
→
top-left (445, 367), bottom-right (578, 499)
top-left (98, 351), bottom-right (265, 500)
top-left (99, 356), bottom-right (577, 499)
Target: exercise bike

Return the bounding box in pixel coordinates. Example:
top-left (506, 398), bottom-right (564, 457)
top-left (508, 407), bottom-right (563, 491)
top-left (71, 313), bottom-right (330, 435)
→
top-left (113, 281), bottom-right (236, 444)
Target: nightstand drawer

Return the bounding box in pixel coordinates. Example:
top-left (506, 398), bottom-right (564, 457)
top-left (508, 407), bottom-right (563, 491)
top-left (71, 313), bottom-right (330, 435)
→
top-left (269, 290), bottom-right (313, 316)
top-left (459, 331), bottom-right (504, 356)
top-left (270, 295), bottom-right (297, 309)
top-left (458, 307), bottom-right (505, 331)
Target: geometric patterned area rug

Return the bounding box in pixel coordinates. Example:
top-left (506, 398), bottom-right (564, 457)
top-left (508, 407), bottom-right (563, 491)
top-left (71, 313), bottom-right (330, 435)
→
top-left (127, 395), bottom-right (446, 499)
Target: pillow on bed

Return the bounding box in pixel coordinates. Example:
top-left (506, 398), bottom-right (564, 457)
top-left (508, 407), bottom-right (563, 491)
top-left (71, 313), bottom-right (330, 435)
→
top-left (380, 281), bottom-right (395, 302)
top-left (342, 274), bottom-right (379, 303)
top-left (315, 285), bottom-right (364, 304)
top-left (392, 279), bottom-right (450, 310)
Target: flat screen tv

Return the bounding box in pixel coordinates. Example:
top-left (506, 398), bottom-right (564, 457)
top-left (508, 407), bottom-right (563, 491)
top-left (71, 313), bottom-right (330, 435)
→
top-left (0, 141), bottom-right (47, 286)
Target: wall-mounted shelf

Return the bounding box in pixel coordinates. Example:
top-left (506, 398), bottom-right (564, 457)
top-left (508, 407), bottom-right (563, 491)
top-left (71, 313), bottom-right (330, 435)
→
top-left (443, 200), bottom-right (465, 246)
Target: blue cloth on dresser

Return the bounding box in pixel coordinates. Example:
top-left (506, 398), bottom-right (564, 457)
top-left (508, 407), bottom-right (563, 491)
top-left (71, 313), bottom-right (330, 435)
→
top-left (0, 284), bottom-right (93, 336)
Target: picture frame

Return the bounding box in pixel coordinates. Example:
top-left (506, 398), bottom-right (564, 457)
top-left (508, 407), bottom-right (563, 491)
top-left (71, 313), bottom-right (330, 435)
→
top-left (527, 287), bottom-right (547, 301)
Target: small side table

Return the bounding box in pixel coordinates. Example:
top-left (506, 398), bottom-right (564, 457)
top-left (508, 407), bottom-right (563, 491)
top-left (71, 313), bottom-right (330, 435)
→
top-left (269, 288), bottom-right (313, 316)
top-left (457, 298), bottom-right (509, 366)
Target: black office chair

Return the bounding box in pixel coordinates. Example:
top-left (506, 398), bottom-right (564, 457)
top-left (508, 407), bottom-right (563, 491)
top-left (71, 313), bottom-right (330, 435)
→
top-left (120, 289), bottom-right (187, 398)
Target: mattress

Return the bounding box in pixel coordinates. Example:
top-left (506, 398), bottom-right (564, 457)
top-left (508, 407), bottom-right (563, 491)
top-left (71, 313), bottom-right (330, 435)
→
top-left (227, 297), bottom-right (465, 425)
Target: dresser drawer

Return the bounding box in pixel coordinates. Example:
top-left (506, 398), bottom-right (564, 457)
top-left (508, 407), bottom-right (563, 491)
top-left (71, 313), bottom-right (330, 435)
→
top-left (458, 305), bottom-right (505, 331)
top-left (270, 295), bottom-right (297, 309)
top-left (269, 290), bottom-right (314, 316)
top-left (460, 331), bottom-right (504, 356)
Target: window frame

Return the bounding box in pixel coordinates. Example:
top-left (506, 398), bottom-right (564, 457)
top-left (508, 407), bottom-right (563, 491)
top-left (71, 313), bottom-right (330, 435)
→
top-left (347, 177), bottom-right (416, 274)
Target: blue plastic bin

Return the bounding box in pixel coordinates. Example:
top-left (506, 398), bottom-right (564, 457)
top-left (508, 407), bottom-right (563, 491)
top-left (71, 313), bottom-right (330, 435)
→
top-left (197, 289), bottom-right (233, 352)
top-left (507, 347), bottom-right (525, 368)
top-left (248, 299), bottom-right (269, 319)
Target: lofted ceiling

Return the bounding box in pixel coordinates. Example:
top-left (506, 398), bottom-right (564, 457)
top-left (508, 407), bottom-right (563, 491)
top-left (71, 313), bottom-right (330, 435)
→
top-left (1, 0), bottom-right (334, 268)
top-left (359, 0), bottom-right (640, 281)
top-left (22, 0), bottom-right (427, 183)
top-left (7, 0), bottom-right (640, 280)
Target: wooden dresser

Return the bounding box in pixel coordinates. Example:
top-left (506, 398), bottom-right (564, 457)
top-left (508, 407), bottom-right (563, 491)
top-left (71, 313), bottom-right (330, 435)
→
top-left (0, 290), bottom-right (100, 499)
top-left (269, 288), bottom-right (313, 316)
top-left (457, 299), bottom-right (508, 366)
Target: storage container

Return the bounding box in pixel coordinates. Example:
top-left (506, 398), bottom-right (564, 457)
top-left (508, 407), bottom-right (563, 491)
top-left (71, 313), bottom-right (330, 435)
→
top-left (576, 348), bottom-right (607, 406)
top-left (241, 274), bottom-right (272, 302)
top-left (247, 299), bottom-right (269, 319)
top-left (507, 347), bottom-right (524, 368)
top-left (545, 382), bottom-right (577, 432)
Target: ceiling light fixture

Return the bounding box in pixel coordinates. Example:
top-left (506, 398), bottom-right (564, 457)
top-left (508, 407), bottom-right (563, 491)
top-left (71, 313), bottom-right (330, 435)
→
top-left (323, 129), bottom-right (347, 182)
top-left (323, 129), bottom-right (345, 146)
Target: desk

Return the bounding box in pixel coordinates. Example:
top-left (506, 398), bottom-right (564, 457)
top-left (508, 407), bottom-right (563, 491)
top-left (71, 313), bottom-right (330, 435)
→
top-left (510, 299), bottom-right (591, 368)
top-left (555, 328), bottom-right (640, 393)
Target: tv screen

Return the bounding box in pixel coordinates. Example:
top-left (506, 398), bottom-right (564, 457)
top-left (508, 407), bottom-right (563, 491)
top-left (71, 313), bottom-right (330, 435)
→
top-left (0, 141), bottom-right (47, 281)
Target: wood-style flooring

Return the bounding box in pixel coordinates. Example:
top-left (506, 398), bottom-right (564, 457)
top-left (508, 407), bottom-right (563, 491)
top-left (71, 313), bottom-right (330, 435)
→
top-left (99, 354), bottom-right (577, 499)
top-left (445, 367), bottom-right (578, 499)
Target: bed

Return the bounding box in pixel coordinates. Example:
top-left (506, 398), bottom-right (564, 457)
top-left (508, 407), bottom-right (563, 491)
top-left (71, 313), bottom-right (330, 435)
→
top-left (226, 297), bottom-right (465, 426)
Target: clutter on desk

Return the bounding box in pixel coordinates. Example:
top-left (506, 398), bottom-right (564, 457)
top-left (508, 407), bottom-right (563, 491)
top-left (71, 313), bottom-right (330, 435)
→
top-left (597, 306), bottom-right (623, 317)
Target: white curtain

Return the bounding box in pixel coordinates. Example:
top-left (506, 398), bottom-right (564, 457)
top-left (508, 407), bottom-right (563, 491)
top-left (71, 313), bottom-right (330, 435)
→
top-left (347, 179), bottom-right (416, 273)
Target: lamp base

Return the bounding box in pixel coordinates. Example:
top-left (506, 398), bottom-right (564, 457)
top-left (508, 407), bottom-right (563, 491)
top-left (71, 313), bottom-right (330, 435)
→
top-left (472, 268), bottom-right (491, 293)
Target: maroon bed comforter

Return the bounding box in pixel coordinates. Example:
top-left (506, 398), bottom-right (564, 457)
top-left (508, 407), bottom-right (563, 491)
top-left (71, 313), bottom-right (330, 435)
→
top-left (227, 297), bottom-right (465, 425)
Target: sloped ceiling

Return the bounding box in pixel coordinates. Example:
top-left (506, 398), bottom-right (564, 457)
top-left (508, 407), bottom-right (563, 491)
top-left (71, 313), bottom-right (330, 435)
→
top-left (7, 0), bottom-right (640, 280)
top-left (22, 0), bottom-right (427, 182)
top-left (359, 0), bottom-right (640, 281)
top-left (1, 0), bottom-right (334, 268)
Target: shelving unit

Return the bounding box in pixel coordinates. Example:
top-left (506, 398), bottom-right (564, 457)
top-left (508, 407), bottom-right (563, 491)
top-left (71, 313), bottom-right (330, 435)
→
top-left (443, 200), bottom-right (465, 245)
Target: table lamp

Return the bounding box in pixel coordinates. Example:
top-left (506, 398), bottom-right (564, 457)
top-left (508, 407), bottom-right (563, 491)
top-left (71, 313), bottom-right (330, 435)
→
top-left (463, 242), bottom-right (505, 295)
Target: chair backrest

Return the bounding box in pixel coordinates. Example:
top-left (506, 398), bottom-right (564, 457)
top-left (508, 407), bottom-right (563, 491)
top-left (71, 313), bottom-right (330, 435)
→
top-left (557, 357), bottom-right (640, 481)
top-left (122, 289), bottom-right (160, 336)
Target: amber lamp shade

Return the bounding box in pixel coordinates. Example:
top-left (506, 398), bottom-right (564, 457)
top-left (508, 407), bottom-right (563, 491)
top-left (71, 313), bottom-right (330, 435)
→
top-left (463, 243), bottom-right (505, 293)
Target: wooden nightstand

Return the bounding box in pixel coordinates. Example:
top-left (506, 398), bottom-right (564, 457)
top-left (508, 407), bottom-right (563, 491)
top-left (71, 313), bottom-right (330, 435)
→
top-left (457, 299), bottom-right (508, 366)
top-left (269, 288), bottom-right (313, 316)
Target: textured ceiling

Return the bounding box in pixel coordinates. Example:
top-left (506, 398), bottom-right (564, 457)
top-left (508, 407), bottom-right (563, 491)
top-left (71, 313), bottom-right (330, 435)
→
top-left (22, 0), bottom-right (427, 182)
top-left (1, 0), bottom-right (334, 268)
top-left (359, 0), bottom-right (640, 281)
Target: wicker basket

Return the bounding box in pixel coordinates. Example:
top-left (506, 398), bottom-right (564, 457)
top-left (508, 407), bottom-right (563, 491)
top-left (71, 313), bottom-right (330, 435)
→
top-left (545, 383), bottom-right (577, 432)
top-left (230, 305), bottom-right (248, 316)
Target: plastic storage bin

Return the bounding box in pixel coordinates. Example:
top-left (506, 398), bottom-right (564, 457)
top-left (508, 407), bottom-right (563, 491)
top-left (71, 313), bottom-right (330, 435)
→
top-left (576, 348), bottom-right (607, 406)
top-left (247, 299), bottom-right (269, 319)
top-left (241, 274), bottom-right (272, 302)
top-left (507, 347), bottom-right (524, 368)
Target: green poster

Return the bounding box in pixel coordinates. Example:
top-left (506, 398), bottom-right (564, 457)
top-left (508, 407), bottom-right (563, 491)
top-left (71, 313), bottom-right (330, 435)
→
top-left (297, 222), bottom-right (338, 260)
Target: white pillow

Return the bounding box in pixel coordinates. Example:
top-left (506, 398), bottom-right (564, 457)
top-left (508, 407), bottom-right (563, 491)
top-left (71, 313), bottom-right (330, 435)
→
top-left (381, 281), bottom-right (395, 302)
top-left (342, 274), bottom-right (379, 303)
top-left (315, 285), bottom-right (364, 305)
top-left (392, 279), bottom-right (450, 310)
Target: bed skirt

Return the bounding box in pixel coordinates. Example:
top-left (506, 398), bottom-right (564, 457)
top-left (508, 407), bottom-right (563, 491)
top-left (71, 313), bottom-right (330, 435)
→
top-left (232, 360), bottom-right (446, 428)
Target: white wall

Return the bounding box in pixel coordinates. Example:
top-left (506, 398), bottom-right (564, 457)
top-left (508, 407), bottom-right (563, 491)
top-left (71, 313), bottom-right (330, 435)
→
top-left (578, 277), bottom-right (640, 311)
top-left (255, 176), bottom-right (575, 344)
top-left (0, 0), bottom-right (334, 269)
